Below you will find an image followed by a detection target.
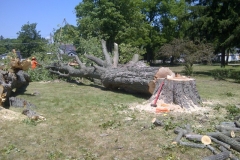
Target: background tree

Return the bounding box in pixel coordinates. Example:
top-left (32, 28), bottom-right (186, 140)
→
top-left (0, 35), bottom-right (4, 41)
top-left (0, 38), bottom-right (21, 54)
top-left (53, 19), bottom-right (78, 44)
top-left (185, 0), bottom-right (240, 67)
top-left (75, 0), bottom-right (190, 64)
top-left (158, 38), bottom-right (214, 75)
top-left (75, 0), bottom-right (152, 60)
top-left (17, 22), bottom-right (47, 57)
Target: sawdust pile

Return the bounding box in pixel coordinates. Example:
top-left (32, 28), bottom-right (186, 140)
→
top-left (130, 100), bottom-right (211, 114)
top-left (0, 107), bottom-right (25, 121)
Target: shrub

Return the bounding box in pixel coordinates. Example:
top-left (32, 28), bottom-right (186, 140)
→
top-left (27, 68), bottom-right (58, 82)
top-left (182, 63), bottom-right (193, 76)
top-left (229, 70), bottom-right (240, 82)
top-left (210, 69), bottom-right (232, 80)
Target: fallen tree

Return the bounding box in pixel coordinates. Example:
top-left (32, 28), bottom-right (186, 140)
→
top-left (47, 39), bottom-right (202, 108)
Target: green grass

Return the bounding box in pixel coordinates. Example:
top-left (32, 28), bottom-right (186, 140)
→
top-left (1, 65), bottom-right (240, 159)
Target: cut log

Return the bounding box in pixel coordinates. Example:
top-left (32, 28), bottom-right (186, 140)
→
top-left (209, 137), bottom-right (231, 150)
top-left (174, 127), bottom-right (189, 135)
top-left (216, 125), bottom-right (240, 132)
top-left (151, 118), bottom-right (164, 126)
top-left (206, 145), bottom-right (219, 155)
top-left (221, 130), bottom-right (235, 138)
top-left (150, 78), bottom-right (202, 108)
top-left (234, 121), bottom-right (240, 128)
top-left (172, 130), bottom-right (185, 144)
top-left (218, 146), bottom-right (240, 160)
top-left (201, 135), bottom-right (212, 145)
top-left (233, 138), bottom-right (240, 142)
top-left (220, 122), bottom-right (236, 127)
top-left (179, 141), bottom-right (206, 148)
top-left (185, 134), bottom-right (204, 142)
top-left (202, 151), bottom-right (230, 160)
top-left (207, 132), bottom-right (240, 152)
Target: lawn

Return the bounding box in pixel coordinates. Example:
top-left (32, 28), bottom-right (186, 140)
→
top-left (0, 65), bottom-right (240, 160)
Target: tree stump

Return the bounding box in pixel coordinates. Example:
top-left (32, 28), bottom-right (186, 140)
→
top-left (150, 77), bottom-right (202, 108)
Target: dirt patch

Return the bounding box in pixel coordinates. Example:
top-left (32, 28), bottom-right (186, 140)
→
top-left (0, 107), bottom-right (26, 121)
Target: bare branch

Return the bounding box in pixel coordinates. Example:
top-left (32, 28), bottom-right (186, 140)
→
top-left (101, 39), bottom-right (112, 67)
top-left (74, 55), bottom-right (86, 69)
top-left (49, 69), bottom-right (69, 77)
top-left (85, 54), bottom-right (106, 67)
top-left (93, 64), bottom-right (107, 72)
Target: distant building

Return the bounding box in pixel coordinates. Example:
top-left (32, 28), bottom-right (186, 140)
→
top-left (216, 53), bottom-right (240, 62)
top-left (0, 53), bottom-right (8, 59)
top-left (59, 44), bottom-right (77, 57)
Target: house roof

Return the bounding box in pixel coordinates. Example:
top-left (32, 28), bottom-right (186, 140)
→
top-left (59, 44), bottom-right (76, 52)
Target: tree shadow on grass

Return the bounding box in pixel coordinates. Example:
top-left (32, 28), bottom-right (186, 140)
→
top-left (193, 71), bottom-right (212, 77)
top-left (67, 80), bottom-right (150, 99)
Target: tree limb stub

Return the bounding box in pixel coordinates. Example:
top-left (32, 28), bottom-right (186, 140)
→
top-left (74, 55), bottom-right (86, 69)
top-left (101, 39), bottom-right (112, 67)
top-left (113, 43), bottom-right (119, 68)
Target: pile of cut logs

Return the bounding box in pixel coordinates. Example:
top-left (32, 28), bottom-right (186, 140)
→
top-left (152, 118), bottom-right (240, 159)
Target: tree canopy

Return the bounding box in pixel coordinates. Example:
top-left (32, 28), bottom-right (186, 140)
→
top-left (74, 0), bottom-right (189, 63)
top-left (17, 22), bottom-right (47, 57)
top-left (185, 0), bottom-right (240, 67)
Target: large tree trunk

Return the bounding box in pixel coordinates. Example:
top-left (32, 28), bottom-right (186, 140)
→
top-left (47, 39), bottom-right (202, 108)
top-left (150, 77), bottom-right (202, 108)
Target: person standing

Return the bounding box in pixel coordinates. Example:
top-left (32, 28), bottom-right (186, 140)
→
top-left (31, 57), bottom-right (38, 69)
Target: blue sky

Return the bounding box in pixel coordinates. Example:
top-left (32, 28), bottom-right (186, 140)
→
top-left (0, 0), bottom-right (81, 39)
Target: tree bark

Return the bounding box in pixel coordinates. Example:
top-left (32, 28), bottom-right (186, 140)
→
top-left (150, 78), bottom-right (202, 108)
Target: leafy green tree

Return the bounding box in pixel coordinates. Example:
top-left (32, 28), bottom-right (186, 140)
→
top-left (74, 0), bottom-right (191, 64)
top-left (141, 0), bottom-right (189, 62)
top-left (0, 35), bottom-right (4, 40)
top-left (75, 0), bottom-right (151, 53)
top-left (185, 1), bottom-right (240, 67)
top-left (17, 22), bottom-right (47, 57)
top-left (53, 20), bottom-right (78, 44)
top-left (0, 38), bottom-right (21, 54)
top-left (158, 38), bottom-right (214, 75)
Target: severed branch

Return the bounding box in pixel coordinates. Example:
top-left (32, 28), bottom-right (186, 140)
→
top-left (74, 55), bottom-right (86, 69)
top-left (216, 125), bottom-right (240, 132)
top-left (179, 141), bottom-right (206, 148)
top-left (219, 146), bottom-right (240, 160)
top-left (151, 118), bottom-right (164, 126)
top-left (207, 132), bottom-right (240, 152)
top-left (101, 39), bottom-right (112, 67)
top-left (49, 69), bottom-right (69, 77)
top-left (173, 127), bottom-right (189, 144)
top-left (112, 43), bottom-right (119, 68)
top-left (85, 54), bottom-right (106, 67)
top-left (202, 150), bottom-right (230, 160)
top-left (131, 54), bottom-right (140, 63)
